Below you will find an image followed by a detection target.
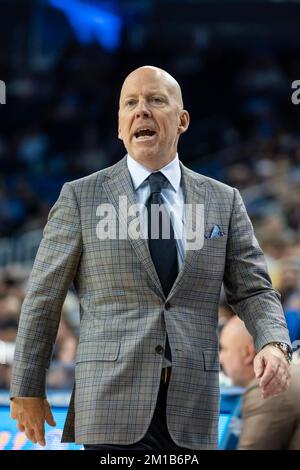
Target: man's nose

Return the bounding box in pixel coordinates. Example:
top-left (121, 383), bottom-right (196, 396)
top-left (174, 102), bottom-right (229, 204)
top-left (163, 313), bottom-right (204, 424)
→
top-left (135, 100), bottom-right (152, 118)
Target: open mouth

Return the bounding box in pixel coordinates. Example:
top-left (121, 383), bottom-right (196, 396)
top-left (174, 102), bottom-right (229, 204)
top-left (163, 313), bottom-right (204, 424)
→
top-left (134, 128), bottom-right (156, 141)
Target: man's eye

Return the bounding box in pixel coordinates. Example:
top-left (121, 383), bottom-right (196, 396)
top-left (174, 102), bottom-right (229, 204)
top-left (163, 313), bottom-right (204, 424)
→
top-left (151, 97), bottom-right (164, 104)
top-left (126, 100), bottom-right (136, 107)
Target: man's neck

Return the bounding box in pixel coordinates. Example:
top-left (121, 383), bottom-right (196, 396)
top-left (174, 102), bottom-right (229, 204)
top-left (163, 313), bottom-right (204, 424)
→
top-left (131, 154), bottom-right (177, 171)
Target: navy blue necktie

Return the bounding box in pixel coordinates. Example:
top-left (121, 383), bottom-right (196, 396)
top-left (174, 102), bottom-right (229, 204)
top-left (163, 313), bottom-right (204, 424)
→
top-left (146, 172), bottom-right (178, 361)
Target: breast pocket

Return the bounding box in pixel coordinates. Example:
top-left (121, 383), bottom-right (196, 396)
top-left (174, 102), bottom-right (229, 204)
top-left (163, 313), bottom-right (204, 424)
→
top-left (200, 235), bottom-right (227, 258)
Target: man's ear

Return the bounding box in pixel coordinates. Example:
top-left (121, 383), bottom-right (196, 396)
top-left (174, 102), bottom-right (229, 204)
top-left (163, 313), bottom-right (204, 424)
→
top-left (118, 127), bottom-right (123, 141)
top-left (244, 344), bottom-right (256, 366)
top-left (178, 110), bottom-right (190, 136)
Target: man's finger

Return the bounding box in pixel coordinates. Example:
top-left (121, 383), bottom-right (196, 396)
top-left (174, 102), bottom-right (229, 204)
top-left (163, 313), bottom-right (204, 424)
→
top-left (33, 423), bottom-right (46, 447)
top-left (10, 402), bottom-right (18, 420)
top-left (17, 421), bottom-right (25, 432)
top-left (25, 427), bottom-right (37, 444)
top-left (45, 402), bottom-right (56, 427)
top-left (254, 355), bottom-right (264, 379)
top-left (259, 361), bottom-right (279, 388)
top-left (261, 379), bottom-right (281, 398)
top-left (262, 382), bottom-right (284, 398)
top-left (261, 367), bottom-right (289, 397)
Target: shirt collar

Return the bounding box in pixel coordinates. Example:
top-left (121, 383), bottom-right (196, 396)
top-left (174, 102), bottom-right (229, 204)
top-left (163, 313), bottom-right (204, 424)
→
top-left (126, 153), bottom-right (181, 192)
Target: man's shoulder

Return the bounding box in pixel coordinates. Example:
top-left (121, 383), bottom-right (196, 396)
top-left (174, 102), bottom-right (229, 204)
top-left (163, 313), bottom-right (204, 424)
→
top-left (181, 163), bottom-right (235, 197)
top-left (64, 159), bottom-right (124, 192)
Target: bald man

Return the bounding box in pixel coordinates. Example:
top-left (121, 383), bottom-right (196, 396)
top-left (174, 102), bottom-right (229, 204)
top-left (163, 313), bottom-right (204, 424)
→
top-left (220, 317), bottom-right (300, 449)
top-left (10, 66), bottom-right (292, 450)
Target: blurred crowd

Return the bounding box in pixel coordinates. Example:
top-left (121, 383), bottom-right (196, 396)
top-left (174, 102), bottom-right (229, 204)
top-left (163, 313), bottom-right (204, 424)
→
top-left (0, 266), bottom-right (80, 389)
top-left (0, 36), bottom-right (300, 390)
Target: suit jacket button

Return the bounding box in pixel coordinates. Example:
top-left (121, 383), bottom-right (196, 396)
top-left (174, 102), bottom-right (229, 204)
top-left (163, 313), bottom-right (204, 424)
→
top-left (155, 345), bottom-right (164, 355)
top-left (165, 302), bottom-right (171, 310)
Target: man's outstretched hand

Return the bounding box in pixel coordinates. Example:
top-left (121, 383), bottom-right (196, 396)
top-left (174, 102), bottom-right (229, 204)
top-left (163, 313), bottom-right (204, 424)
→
top-left (254, 345), bottom-right (291, 399)
top-left (10, 397), bottom-right (56, 446)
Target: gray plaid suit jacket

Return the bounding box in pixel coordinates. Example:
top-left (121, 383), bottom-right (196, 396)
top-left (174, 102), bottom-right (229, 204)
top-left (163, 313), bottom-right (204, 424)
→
top-left (10, 155), bottom-right (291, 449)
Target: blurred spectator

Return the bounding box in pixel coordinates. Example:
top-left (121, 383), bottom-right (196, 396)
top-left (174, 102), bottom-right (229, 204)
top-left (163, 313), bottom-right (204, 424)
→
top-left (218, 302), bottom-right (235, 330)
top-left (220, 316), bottom-right (300, 450)
top-left (52, 311), bottom-right (77, 360)
top-left (277, 261), bottom-right (300, 308)
top-left (285, 308), bottom-right (300, 345)
top-left (0, 270), bottom-right (79, 390)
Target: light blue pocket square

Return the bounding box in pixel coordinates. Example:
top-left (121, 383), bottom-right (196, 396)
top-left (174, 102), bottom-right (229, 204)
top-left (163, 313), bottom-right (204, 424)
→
top-left (205, 224), bottom-right (225, 239)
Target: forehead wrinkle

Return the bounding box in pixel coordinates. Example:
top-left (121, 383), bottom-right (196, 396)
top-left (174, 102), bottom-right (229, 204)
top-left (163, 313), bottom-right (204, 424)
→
top-left (122, 89), bottom-right (168, 99)
top-left (119, 67), bottom-right (184, 109)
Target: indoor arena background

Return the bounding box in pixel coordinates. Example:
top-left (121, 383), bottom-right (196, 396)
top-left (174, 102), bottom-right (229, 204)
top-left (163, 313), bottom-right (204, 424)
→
top-left (0, 0), bottom-right (300, 450)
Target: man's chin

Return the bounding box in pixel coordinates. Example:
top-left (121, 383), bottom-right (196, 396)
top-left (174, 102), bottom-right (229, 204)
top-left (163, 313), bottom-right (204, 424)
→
top-left (130, 147), bottom-right (159, 162)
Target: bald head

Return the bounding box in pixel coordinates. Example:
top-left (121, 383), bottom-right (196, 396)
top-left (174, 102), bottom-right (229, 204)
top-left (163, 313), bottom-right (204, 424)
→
top-left (220, 316), bottom-right (256, 387)
top-left (222, 316), bottom-right (254, 349)
top-left (119, 66), bottom-right (184, 109)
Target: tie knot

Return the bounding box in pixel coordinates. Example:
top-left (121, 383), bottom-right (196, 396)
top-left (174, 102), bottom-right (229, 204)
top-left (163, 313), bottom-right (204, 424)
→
top-left (147, 171), bottom-right (169, 195)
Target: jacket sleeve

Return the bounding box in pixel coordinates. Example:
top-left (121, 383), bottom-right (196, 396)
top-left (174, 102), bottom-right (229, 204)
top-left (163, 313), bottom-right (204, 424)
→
top-left (223, 188), bottom-right (291, 352)
top-left (10, 182), bottom-right (82, 398)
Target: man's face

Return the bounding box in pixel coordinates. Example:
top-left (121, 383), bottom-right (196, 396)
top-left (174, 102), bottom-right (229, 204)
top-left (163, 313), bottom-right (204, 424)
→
top-left (220, 327), bottom-right (248, 387)
top-left (118, 69), bottom-right (189, 167)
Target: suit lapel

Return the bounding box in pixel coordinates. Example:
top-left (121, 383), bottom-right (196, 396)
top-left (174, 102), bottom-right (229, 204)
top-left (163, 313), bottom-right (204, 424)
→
top-left (102, 156), bottom-right (164, 297)
top-left (102, 156), bottom-right (209, 300)
top-left (167, 162), bottom-right (209, 298)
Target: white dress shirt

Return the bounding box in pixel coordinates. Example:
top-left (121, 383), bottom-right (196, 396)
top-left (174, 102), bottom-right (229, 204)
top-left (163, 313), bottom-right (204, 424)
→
top-left (127, 153), bottom-right (186, 369)
top-left (126, 153), bottom-right (186, 271)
